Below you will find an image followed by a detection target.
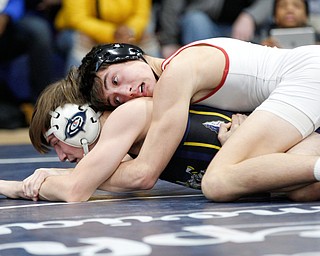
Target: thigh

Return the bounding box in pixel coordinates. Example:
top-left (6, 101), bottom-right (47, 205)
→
top-left (210, 110), bottom-right (303, 166)
top-left (287, 132), bottom-right (320, 156)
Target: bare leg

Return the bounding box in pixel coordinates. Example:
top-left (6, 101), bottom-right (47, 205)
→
top-left (286, 182), bottom-right (320, 201)
top-left (202, 110), bottom-right (320, 202)
top-left (284, 133), bottom-right (320, 201)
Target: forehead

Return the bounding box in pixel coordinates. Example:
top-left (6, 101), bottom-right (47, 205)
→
top-left (97, 62), bottom-right (123, 75)
top-left (276, 0), bottom-right (305, 6)
top-left (96, 61), bottom-right (139, 80)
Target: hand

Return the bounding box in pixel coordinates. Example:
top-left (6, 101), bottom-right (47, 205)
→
top-left (218, 114), bottom-right (247, 145)
top-left (231, 12), bottom-right (255, 41)
top-left (114, 25), bottom-right (136, 43)
top-left (261, 37), bottom-right (281, 48)
top-left (22, 168), bottom-right (56, 201)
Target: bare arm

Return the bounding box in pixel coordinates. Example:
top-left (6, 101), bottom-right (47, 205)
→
top-left (0, 180), bottom-right (29, 199)
top-left (0, 168), bottom-right (72, 200)
top-left (99, 47), bottom-right (226, 191)
top-left (98, 113), bottom-right (248, 192)
top-left (38, 99), bottom-right (152, 202)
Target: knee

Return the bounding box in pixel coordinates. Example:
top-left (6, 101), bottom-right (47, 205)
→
top-left (201, 167), bottom-right (241, 202)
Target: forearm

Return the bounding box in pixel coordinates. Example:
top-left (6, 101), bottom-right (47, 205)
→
top-left (38, 175), bottom-right (75, 201)
top-left (98, 159), bottom-right (155, 192)
top-left (38, 167), bottom-right (104, 202)
top-left (0, 180), bottom-right (28, 199)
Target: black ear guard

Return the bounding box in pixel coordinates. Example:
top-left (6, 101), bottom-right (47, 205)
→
top-left (94, 43), bottom-right (146, 72)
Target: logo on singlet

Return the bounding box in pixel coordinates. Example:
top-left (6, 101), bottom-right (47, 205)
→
top-left (177, 165), bottom-right (205, 189)
top-left (202, 120), bottom-right (225, 134)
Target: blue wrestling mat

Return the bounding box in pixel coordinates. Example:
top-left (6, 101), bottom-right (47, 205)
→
top-left (1, 144), bottom-right (320, 255)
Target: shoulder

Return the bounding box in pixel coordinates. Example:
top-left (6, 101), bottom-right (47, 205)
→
top-left (102, 98), bottom-right (153, 131)
top-left (116, 97), bottom-right (153, 116)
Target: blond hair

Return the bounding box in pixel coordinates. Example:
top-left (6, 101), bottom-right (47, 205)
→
top-left (29, 68), bottom-right (87, 153)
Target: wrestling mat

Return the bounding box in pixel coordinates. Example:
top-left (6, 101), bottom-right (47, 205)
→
top-left (1, 144), bottom-right (320, 256)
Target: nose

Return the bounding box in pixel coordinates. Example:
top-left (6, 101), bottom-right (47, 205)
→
top-left (286, 3), bottom-right (295, 12)
top-left (117, 84), bottom-right (138, 99)
top-left (55, 148), bottom-right (67, 162)
top-left (118, 83), bottom-right (134, 96)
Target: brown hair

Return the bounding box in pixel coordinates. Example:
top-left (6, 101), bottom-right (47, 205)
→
top-left (77, 44), bottom-right (114, 111)
top-left (29, 68), bottom-right (87, 154)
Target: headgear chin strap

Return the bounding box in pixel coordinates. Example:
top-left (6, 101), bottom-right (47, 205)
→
top-left (45, 104), bottom-right (101, 155)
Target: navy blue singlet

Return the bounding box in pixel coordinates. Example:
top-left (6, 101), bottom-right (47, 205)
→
top-left (160, 105), bottom-right (237, 190)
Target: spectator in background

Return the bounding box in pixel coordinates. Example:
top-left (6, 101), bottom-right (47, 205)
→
top-left (54, 0), bottom-right (154, 74)
top-left (261, 0), bottom-right (313, 47)
top-left (157, 0), bottom-right (273, 58)
top-left (0, 0), bottom-right (27, 128)
top-left (0, 0), bottom-right (58, 126)
top-left (306, 0), bottom-right (320, 41)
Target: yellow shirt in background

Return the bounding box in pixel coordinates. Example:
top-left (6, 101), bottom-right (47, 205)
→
top-left (55, 0), bottom-right (151, 43)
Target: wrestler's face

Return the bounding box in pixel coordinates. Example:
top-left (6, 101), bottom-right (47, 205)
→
top-left (275, 0), bottom-right (308, 28)
top-left (96, 60), bottom-right (156, 107)
top-left (47, 135), bottom-right (85, 163)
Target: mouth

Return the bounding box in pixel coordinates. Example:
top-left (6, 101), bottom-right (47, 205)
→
top-left (139, 82), bottom-right (145, 95)
top-left (284, 14), bottom-right (296, 21)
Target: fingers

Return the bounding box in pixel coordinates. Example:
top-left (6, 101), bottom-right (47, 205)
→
top-left (219, 121), bottom-right (232, 134)
top-left (218, 114), bottom-right (248, 146)
top-left (218, 122), bottom-right (231, 145)
top-left (22, 168), bottom-right (50, 200)
top-left (23, 175), bottom-right (39, 200)
top-left (230, 114), bottom-right (247, 130)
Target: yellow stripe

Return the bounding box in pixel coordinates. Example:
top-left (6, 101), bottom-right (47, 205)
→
top-left (189, 109), bottom-right (232, 121)
top-left (184, 142), bottom-right (221, 150)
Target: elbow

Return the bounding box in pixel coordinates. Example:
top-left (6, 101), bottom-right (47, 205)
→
top-left (131, 168), bottom-right (158, 190)
top-left (139, 177), bottom-right (157, 190)
top-left (62, 183), bottom-right (92, 203)
top-left (63, 194), bottom-right (90, 203)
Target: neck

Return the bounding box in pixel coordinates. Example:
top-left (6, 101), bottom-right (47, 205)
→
top-left (144, 55), bottom-right (164, 80)
top-left (100, 111), bottom-right (112, 126)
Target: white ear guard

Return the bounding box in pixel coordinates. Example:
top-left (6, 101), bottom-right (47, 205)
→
top-left (45, 104), bottom-right (101, 155)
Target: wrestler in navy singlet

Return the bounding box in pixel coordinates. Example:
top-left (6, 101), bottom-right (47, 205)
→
top-left (160, 105), bottom-right (236, 190)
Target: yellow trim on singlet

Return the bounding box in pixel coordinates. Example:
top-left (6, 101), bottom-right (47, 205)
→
top-left (188, 110), bottom-right (232, 121)
top-left (183, 142), bottom-right (221, 150)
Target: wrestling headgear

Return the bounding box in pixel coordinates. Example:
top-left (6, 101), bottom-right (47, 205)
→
top-left (45, 104), bottom-right (101, 155)
top-left (93, 43), bottom-right (146, 72)
top-left (78, 43), bottom-right (153, 104)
